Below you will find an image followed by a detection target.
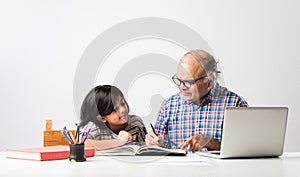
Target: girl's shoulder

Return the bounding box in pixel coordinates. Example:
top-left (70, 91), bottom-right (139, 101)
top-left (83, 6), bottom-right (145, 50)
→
top-left (81, 121), bottom-right (115, 140)
top-left (81, 121), bottom-right (98, 131)
top-left (82, 121), bottom-right (112, 131)
top-left (127, 115), bottom-right (145, 126)
top-left (128, 114), bottom-right (142, 120)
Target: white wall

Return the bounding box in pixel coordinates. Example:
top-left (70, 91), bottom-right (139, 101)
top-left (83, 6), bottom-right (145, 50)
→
top-left (0, 0), bottom-right (299, 151)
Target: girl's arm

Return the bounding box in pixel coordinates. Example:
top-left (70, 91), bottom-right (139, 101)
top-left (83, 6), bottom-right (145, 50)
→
top-left (84, 130), bottom-right (132, 150)
top-left (85, 139), bottom-right (123, 150)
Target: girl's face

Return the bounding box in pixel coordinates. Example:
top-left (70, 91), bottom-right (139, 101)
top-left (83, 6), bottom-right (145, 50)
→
top-left (103, 96), bottom-right (129, 126)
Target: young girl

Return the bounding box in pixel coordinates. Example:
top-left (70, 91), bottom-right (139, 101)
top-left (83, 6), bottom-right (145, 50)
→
top-left (79, 85), bottom-right (147, 150)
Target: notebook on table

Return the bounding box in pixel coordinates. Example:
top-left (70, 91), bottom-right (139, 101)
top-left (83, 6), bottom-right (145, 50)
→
top-left (196, 107), bottom-right (288, 159)
top-left (6, 145), bottom-right (95, 161)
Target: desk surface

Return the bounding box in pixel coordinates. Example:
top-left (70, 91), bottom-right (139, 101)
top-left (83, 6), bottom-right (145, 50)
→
top-left (1, 152), bottom-right (299, 177)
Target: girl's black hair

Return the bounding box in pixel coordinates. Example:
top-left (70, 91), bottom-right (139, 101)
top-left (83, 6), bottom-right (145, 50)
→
top-left (79, 85), bottom-right (129, 128)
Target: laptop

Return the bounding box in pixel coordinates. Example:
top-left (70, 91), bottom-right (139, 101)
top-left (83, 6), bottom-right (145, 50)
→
top-left (196, 107), bottom-right (288, 159)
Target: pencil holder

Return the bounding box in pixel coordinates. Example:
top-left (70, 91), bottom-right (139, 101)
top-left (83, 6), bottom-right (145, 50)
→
top-left (69, 144), bottom-right (86, 162)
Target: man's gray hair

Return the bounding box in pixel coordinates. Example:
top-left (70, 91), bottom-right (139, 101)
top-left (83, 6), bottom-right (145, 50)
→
top-left (184, 49), bottom-right (220, 81)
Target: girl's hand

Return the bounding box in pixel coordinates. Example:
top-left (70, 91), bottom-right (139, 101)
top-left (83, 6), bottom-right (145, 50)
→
top-left (117, 131), bottom-right (132, 145)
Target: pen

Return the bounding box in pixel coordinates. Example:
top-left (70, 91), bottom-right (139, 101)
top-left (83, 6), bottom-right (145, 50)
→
top-left (78, 132), bottom-right (85, 144)
top-left (150, 123), bottom-right (158, 136)
top-left (68, 131), bottom-right (75, 144)
top-left (79, 132), bottom-right (85, 143)
top-left (75, 123), bottom-right (80, 144)
top-left (61, 130), bottom-right (72, 144)
top-left (81, 128), bottom-right (91, 144)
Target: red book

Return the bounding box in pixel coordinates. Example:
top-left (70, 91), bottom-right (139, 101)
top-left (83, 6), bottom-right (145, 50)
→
top-left (6, 145), bottom-right (95, 161)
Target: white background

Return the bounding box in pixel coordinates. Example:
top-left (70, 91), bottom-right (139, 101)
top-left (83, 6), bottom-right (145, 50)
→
top-left (0, 0), bottom-right (299, 151)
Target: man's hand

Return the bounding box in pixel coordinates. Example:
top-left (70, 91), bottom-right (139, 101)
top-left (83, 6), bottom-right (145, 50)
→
top-left (145, 130), bottom-right (164, 146)
top-left (179, 134), bottom-right (214, 152)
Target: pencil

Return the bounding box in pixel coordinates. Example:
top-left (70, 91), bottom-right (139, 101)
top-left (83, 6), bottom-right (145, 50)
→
top-left (75, 123), bottom-right (79, 144)
top-left (150, 123), bottom-right (158, 136)
top-left (69, 131), bottom-right (75, 144)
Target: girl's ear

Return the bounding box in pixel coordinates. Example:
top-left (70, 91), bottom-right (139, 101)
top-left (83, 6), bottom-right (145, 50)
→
top-left (96, 115), bottom-right (106, 123)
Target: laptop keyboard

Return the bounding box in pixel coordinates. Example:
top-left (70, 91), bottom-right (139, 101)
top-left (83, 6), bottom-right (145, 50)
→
top-left (209, 151), bottom-right (221, 155)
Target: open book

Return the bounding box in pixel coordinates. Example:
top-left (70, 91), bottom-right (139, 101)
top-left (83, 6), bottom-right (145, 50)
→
top-left (95, 145), bottom-right (186, 156)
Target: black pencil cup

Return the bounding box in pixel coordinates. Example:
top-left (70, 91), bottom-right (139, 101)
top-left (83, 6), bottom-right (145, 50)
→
top-left (69, 144), bottom-right (86, 162)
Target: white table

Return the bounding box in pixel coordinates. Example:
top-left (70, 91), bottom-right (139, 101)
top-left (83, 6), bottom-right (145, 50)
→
top-left (0, 152), bottom-right (299, 177)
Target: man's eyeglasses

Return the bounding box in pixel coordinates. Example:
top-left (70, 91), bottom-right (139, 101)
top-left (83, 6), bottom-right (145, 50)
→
top-left (172, 74), bottom-right (206, 89)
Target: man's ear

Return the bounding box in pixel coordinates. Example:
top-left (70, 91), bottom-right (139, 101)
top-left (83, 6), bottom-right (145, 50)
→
top-left (206, 78), bottom-right (214, 90)
top-left (96, 115), bottom-right (106, 123)
top-left (207, 74), bottom-right (216, 90)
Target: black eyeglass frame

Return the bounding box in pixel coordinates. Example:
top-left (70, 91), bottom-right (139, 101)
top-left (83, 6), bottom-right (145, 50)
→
top-left (171, 74), bottom-right (207, 89)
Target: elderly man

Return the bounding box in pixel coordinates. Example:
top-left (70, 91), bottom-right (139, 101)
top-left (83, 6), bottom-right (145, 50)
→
top-left (146, 49), bottom-right (248, 152)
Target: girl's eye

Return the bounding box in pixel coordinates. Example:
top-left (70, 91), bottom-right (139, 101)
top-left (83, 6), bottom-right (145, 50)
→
top-left (113, 99), bottom-right (126, 112)
top-left (121, 99), bottom-right (126, 105)
top-left (113, 106), bottom-right (118, 112)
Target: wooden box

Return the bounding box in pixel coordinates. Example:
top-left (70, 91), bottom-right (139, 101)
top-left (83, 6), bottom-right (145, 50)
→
top-left (43, 120), bottom-right (75, 147)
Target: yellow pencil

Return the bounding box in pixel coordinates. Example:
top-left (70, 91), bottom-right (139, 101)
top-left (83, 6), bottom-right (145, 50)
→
top-left (69, 131), bottom-right (76, 144)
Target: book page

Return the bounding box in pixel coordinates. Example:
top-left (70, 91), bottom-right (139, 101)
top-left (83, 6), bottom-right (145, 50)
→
top-left (95, 145), bottom-right (186, 156)
top-left (95, 145), bottom-right (141, 156)
top-left (136, 145), bottom-right (186, 156)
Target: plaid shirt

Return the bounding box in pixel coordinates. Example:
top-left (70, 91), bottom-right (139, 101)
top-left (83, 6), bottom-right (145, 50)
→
top-left (82, 115), bottom-right (147, 145)
top-left (153, 82), bottom-right (248, 149)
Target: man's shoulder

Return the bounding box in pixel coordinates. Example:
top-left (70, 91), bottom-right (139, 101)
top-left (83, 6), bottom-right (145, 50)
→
top-left (214, 82), bottom-right (240, 97)
top-left (215, 83), bottom-right (248, 106)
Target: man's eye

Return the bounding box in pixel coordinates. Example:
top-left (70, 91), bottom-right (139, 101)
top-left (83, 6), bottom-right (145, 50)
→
top-left (183, 81), bottom-right (192, 85)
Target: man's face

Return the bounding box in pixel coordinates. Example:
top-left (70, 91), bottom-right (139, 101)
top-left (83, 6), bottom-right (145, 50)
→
top-left (176, 54), bottom-right (211, 104)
